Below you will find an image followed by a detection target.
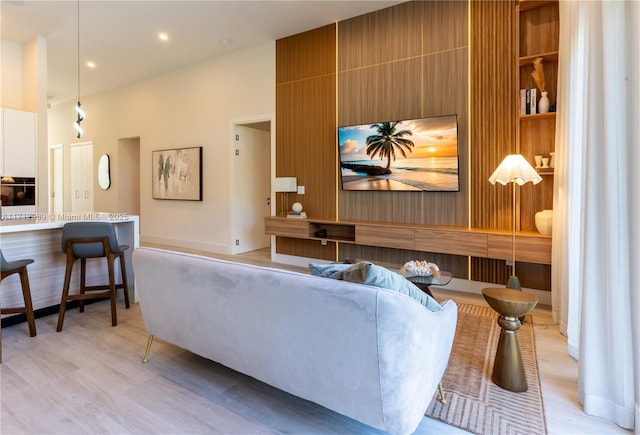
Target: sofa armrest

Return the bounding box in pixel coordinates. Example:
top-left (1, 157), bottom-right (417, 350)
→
top-left (375, 294), bottom-right (458, 435)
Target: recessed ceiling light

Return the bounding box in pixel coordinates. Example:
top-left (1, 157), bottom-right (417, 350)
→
top-left (158, 32), bottom-right (169, 42)
top-left (220, 38), bottom-right (230, 46)
top-left (86, 61), bottom-right (96, 68)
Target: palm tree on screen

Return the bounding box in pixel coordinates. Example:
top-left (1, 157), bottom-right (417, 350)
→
top-left (365, 121), bottom-right (414, 170)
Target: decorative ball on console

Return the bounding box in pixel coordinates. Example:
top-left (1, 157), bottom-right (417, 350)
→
top-left (291, 202), bottom-right (303, 213)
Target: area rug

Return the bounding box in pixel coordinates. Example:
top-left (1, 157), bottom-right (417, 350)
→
top-left (425, 303), bottom-right (547, 435)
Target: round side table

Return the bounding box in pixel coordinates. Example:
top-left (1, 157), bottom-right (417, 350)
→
top-left (482, 287), bottom-right (538, 392)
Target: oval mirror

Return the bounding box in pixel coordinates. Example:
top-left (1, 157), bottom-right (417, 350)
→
top-left (98, 154), bottom-right (111, 190)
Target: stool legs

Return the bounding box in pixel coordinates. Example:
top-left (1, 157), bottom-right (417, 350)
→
top-left (57, 250), bottom-right (130, 332)
top-left (56, 253), bottom-right (76, 332)
top-left (107, 253), bottom-right (117, 327)
top-left (118, 253), bottom-right (130, 309)
top-left (0, 266), bottom-right (37, 337)
top-left (18, 267), bottom-right (36, 337)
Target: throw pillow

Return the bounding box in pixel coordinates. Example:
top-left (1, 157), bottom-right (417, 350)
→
top-left (342, 261), bottom-right (443, 312)
top-left (308, 262), bottom-right (351, 279)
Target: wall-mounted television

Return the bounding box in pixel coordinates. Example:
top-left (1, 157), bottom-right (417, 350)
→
top-left (338, 114), bottom-right (459, 191)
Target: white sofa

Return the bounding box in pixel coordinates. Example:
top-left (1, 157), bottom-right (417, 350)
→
top-left (132, 247), bottom-right (458, 435)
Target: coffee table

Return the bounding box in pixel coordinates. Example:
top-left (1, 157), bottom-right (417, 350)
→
top-left (406, 271), bottom-right (452, 298)
top-left (481, 287), bottom-right (538, 392)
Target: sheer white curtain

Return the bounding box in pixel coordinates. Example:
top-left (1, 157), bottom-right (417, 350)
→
top-left (552, 0), bottom-right (639, 430)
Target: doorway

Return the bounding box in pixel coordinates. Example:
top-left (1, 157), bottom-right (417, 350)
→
top-left (117, 137), bottom-right (141, 215)
top-left (231, 119), bottom-right (272, 254)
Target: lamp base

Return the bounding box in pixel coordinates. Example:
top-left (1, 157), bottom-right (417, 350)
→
top-left (506, 276), bottom-right (522, 290)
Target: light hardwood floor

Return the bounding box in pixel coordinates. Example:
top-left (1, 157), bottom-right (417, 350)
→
top-left (0, 246), bottom-right (632, 435)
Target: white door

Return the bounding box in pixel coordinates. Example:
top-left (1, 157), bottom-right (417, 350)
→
top-left (70, 142), bottom-right (93, 212)
top-left (50, 145), bottom-right (64, 214)
top-left (235, 125), bottom-right (271, 253)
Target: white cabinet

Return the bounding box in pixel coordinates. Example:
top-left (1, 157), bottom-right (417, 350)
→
top-left (70, 143), bottom-right (94, 212)
top-left (0, 108), bottom-right (36, 177)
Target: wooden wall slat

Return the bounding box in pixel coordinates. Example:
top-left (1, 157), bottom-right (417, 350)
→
top-left (276, 24), bottom-right (336, 84)
top-left (276, 75), bottom-right (337, 219)
top-left (469, 0), bottom-right (520, 284)
top-left (469, 0), bottom-right (516, 231)
top-left (338, 58), bottom-right (422, 127)
top-left (338, 1), bottom-right (423, 72)
top-left (338, 1), bottom-right (469, 227)
top-left (422, 0), bottom-right (468, 54)
top-left (275, 24), bottom-right (336, 259)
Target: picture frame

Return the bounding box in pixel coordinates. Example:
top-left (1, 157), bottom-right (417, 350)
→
top-left (152, 146), bottom-right (202, 201)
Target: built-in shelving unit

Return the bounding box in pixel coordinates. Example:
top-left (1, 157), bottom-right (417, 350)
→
top-left (517, 0), bottom-right (559, 232)
top-left (265, 217), bottom-right (551, 265)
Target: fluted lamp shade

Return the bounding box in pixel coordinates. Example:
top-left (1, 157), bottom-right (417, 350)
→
top-left (488, 154), bottom-right (542, 291)
top-left (489, 154), bottom-right (542, 186)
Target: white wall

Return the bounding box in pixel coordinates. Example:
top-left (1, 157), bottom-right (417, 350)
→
top-left (48, 41), bottom-right (275, 254)
top-left (0, 40), bottom-right (23, 108)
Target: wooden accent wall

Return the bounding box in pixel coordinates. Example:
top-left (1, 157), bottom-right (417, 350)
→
top-left (469, 0), bottom-right (516, 231)
top-left (274, 1), bottom-right (551, 289)
top-left (275, 25), bottom-right (337, 260)
top-left (337, 1), bottom-right (468, 227)
top-left (468, 0), bottom-right (550, 289)
top-left (337, 0), bottom-right (469, 270)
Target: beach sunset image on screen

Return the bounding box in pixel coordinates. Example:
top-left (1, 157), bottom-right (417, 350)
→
top-left (338, 114), bottom-right (459, 192)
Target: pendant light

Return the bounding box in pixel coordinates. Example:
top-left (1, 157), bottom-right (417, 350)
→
top-left (73, 0), bottom-right (85, 138)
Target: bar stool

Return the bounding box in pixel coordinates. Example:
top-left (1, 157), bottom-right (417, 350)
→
top-left (0, 249), bottom-right (37, 337)
top-left (56, 222), bottom-right (130, 332)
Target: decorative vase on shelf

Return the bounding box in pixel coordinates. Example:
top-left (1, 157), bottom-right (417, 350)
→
top-left (534, 210), bottom-right (553, 236)
top-left (538, 91), bottom-right (550, 114)
top-left (549, 152), bottom-right (555, 169)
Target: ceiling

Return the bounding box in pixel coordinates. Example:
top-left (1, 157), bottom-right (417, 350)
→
top-left (1, 0), bottom-right (403, 106)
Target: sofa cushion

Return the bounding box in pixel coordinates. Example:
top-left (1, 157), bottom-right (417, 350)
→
top-left (342, 262), bottom-right (443, 312)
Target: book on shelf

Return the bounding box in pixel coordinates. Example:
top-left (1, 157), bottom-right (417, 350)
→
top-left (286, 211), bottom-right (307, 219)
top-left (530, 88), bottom-right (537, 114)
top-left (520, 89), bottom-right (528, 115)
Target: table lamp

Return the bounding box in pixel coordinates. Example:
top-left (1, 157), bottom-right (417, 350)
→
top-left (489, 154), bottom-right (542, 289)
top-left (272, 177), bottom-right (297, 216)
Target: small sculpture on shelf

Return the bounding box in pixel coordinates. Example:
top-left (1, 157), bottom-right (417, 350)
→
top-left (286, 202), bottom-right (306, 219)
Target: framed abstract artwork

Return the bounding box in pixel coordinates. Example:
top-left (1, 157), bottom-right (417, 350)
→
top-left (152, 146), bottom-right (202, 201)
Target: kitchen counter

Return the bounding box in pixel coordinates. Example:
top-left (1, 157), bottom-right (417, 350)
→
top-left (0, 213), bottom-right (139, 317)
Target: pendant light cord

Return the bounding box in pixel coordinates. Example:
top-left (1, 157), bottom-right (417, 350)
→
top-left (77, 0), bottom-right (80, 104)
